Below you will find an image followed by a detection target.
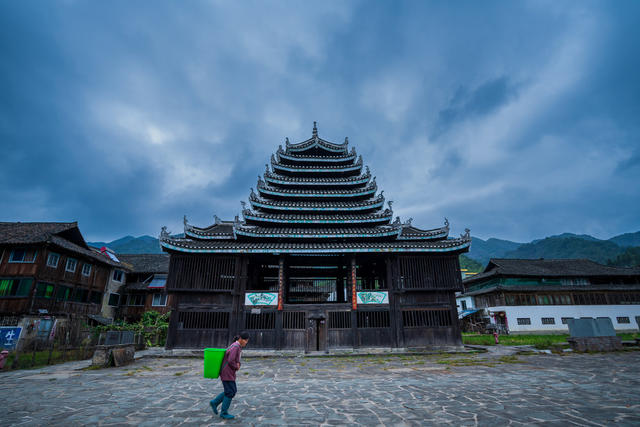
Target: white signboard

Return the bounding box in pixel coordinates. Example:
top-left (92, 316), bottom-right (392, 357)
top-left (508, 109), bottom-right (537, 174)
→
top-left (356, 291), bottom-right (389, 304)
top-left (245, 292), bottom-right (278, 306)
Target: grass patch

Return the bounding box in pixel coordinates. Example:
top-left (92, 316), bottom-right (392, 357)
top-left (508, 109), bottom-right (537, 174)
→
top-left (463, 333), bottom-right (638, 348)
top-left (174, 372), bottom-right (184, 376)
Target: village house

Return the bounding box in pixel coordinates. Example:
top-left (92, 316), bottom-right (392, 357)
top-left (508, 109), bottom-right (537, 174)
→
top-left (0, 222), bottom-right (126, 349)
top-left (459, 258), bottom-right (640, 334)
top-left (117, 254), bottom-right (171, 322)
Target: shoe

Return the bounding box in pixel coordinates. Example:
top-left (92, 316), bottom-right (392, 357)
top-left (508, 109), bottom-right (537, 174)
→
top-left (220, 396), bottom-right (235, 419)
top-left (210, 393), bottom-right (224, 415)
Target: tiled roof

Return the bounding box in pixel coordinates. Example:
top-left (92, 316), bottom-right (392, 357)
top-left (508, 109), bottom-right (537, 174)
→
top-left (264, 171), bottom-right (371, 185)
top-left (276, 147), bottom-right (356, 163)
top-left (271, 155), bottom-right (362, 172)
top-left (242, 210), bottom-right (393, 224)
top-left (234, 225), bottom-right (401, 238)
top-left (249, 193), bottom-right (384, 211)
top-left (161, 124), bottom-right (470, 253)
top-left (161, 236), bottom-right (471, 254)
top-left (257, 182), bottom-right (377, 198)
top-left (0, 222), bottom-right (121, 267)
top-left (117, 254), bottom-right (170, 273)
top-left (0, 222), bottom-right (77, 244)
top-left (463, 258), bottom-right (640, 286)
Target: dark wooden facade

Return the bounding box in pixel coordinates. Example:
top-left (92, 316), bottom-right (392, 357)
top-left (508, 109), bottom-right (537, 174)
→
top-left (0, 222), bottom-right (121, 319)
top-left (117, 254), bottom-right (173, 322)
top-left (161, 124), bottom-right (471, 350)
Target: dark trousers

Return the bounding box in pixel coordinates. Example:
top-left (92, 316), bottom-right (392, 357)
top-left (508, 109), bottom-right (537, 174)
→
top-left (222, 380), bottom-right (237, 398)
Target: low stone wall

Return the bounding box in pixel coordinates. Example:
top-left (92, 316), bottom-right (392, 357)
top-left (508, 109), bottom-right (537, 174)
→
top-left (92, 344), bottom-right (135, 367)
top-left (567, 336), bottom-right (623, 352)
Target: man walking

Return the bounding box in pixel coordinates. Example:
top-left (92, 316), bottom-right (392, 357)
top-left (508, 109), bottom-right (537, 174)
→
top-left (210, 332), bottom-right (250, 419)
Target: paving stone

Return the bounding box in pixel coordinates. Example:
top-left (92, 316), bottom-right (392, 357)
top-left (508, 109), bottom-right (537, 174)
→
top-left (1, 350), bottom-right (640, 425)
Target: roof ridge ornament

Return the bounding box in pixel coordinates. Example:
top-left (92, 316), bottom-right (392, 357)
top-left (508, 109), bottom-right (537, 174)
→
top-left (214, 215), bottom-right (221, 225)
top-left (183, 215), bottom-right (188, 227)
top-left (444, 217), bottom-right (450, 229)
top-left (312, 121), bottom-right (318, 138)
top-left (241, 201), bottom-right (246, 210)
top-left (160, 226), bottom-right (170, 240)
top-left (461, 228), bottom-right (471, 240)
top-left (265, 164), bottom-right (270, 173)
top-left (350, 146), bottom-right (355, 155)
top-left (388, 200), bottom-right (393, 210)
top-left (250, 187), bottom-right (256, 198)
top-left (271, 154), bottom-right (276, 164)
top-left (278, 145), bottom-right (283, 153)
top-left (257, 176), bottom-right (264, 186)
top-left (366, 165), bottom-right (370, 175)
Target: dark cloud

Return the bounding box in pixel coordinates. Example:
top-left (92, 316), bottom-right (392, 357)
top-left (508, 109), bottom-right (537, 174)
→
top-left (432, 77), bottom-right (517, 139)
top-left (0, 1), bottom-right (639, 243)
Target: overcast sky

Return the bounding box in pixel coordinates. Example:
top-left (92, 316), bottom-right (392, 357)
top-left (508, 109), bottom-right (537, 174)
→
top-left (1, 1), bottom-right (639, 243)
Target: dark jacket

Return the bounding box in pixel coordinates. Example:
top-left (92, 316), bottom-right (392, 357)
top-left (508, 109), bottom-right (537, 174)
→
top-left (219, 342), bottom-right (242, 381)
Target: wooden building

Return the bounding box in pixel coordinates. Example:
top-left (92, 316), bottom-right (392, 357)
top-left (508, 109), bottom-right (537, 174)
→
top-left (0, 222), bottom-right (124, 346)
top-left (160, 124), bottom-right (471, 350)
top-left (461, 258), bottom-right (640, 333)
top-left (117, 254), bottom-right (172, 322)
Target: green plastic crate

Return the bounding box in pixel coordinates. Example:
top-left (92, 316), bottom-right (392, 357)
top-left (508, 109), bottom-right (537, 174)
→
top-left (203, 348), bottom-right (226, 379)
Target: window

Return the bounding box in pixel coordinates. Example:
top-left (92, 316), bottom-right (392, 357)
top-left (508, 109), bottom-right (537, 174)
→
top-left (178, 311), bottom-right (229, 329)
top-left (152, 293), bottom-right (167, 307)
top-left (72, 288), bottom-right (89, 303)
top-left (55, 285), bottom-right (72, 301)
top-left (82, 264), bottom-right (92, 276)
top-left (328, 311), bottom-right (351, 329)
top-left (108, 293), bottom-right (120, 307)
top-left (617, 317), bottom-right (630, 324)
top-left (517, 318), bottom-right (531, 325)
top-left (113, 270), bottom-right (124, 282)
top-left (0, 278), bottom-right (33, 297)
top-left (66, 258), bottom-right (77, 273)
top-left (35, 282), bottom-right (55, 299)
top-left (402, 309), bottom-right (451, 328)
top-left (9, 249), bottom-right (37, 263)
top-left (561, 317), bottom-right (574, 324)
top-left (89, 291), bottom-right (102, 304)
top-left (541, 317), bottom-right (555, 325)
top-left (282, 311), bottom-right (305, 329)
top-left (46, 252), bottom-right (60, 268)
top-left (357, 310), bottom-right (391, 328)
top-left (244, 312), bottom-right (276, 329)
top-left (461, 300), bottom-right (468, 310)
top-left (127, 294), bottom-right (144, 306)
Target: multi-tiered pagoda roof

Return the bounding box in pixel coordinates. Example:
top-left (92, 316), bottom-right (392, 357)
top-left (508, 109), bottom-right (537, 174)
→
top-left (160, 123), bottom-right (471, 254)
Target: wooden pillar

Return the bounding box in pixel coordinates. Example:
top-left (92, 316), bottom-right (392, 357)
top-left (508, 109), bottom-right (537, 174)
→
top-left (277, 257), bottom-right (284, 311)
top-left (350, 256), bottom-right (358, 348)
top-left (351, 257), bottom-right (357, 311)
top-left (390, 256), bottom-right (404, 348)
top-left (276, 256), bottom-right (285, 349)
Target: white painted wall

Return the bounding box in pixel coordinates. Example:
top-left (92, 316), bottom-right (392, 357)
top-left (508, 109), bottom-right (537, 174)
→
top-left (456, 296), bottom-right (475, 312)
top-left (485, 305), bottom-right (640, 333)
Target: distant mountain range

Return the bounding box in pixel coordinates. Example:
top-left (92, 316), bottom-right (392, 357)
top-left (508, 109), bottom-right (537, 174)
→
top-left (468, 231), bottom-right (640, 267)
top-left (89, 230), bottom-right (640, 271)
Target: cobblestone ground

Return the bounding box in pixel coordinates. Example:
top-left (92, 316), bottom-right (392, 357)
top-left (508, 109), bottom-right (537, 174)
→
top-left (2, 349), bottom-right (639, 426)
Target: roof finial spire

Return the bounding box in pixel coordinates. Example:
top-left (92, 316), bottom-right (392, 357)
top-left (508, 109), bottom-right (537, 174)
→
top-left (312, 121), bottom-right (318, 138)
top-left (183, 215), bottom-right (188, 226)
top-left (285, 137), bottom-right (290, 147)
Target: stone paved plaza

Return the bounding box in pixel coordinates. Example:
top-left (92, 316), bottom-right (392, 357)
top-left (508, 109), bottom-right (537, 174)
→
top-left (2, 348), bottom-right (639, 426)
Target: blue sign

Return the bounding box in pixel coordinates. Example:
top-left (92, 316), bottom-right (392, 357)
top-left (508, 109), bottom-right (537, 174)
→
top-left (0, 327), bottom-right (22, 350)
